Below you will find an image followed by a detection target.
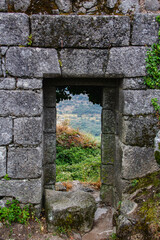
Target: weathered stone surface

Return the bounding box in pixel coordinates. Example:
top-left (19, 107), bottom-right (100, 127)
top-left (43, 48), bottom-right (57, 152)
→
top-left (0, 78), bottom-right (15, 89)
top-left (14, 117), bottom-right (42, 145)
top-left (17, 79), bottom-right (42, 89)
top-left (11, 0), bottom-right (31, 11)
top-left (0, 0), bottom-right (7, 11)
top-left (83, 0), bottom-right (97, 9)
top-left (0, 91), bottom-right (42, 116)
top-left (117, 215), bottom-right (131, 232)
top-left (100, 185), bottom-right (113, 206)
top-left (0, 54), bottom-right (2, 77)
top-left (31, 15), bottom-right (130, 48)
top-left (105, 47), bottom-right (147, 78)
top-left (44, 133), bottom-right (56, 164)
top-left (120, 200), bottom-right (138, 216)
top-left (121, 145), bottom-right (159, 179)
top-left (55, 0), bottom-right (72, 12)
top-left (102, 134), bottom-right (115, 164)
top-left (145, 0), bottom-right (160, 11)
top-left (44, 108), bottom-right (56, 133)
top-left (132, 14), bottom-right (159, 46)
top-left (120, 115), bottom-right (158, 147)
top-left (101, 164), bottom-right (114, 185)
top-left (154, 130), bottom-right (160, 165)
top-left (0, 147), bottom-right (6, 177)
top-left (120, 90), bottom-right (160, 115)
top-left (55, 182), bottom-right (67, 191)
top-left (45, 190), bottom-right (96, 232)
top-left (103, 88), bottom-right (116, 110)
top-left (8, 147), bottom-right (42, 178)
top-left (43, 85), bottom-right (56, 108)
top-left (121, 78), bottom-right (146, 90)
top-left (0, 178), bottom-right (42, 204)
top-left (102, 110), bottom-right (115, 134)
top-left (0, 13), bottom-right (29, 45)
top-left (60, 49), bottom-right (108, 78)
top-left (44, 164), bottom-right (56, 186)
top-left (119, 0), bottom-right (140, 14)
top-left (106, 0), bottom-right (117, 8)
top-left (6, 47), bottom-right (61, 78)
top-left (0, 118), bottom-right (12, 145)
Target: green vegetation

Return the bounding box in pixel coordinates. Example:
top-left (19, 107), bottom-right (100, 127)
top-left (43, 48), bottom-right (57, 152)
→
top-left (56, 120), bottom-right (101, 183)
top-left (3, 174), bottom-right (11, 180)
top-left (0, 199), bottom-right (30, 225)
top-left (27, 34), bottom-right (32, 46)
top-left (144, 16), bottom-right (160, 125)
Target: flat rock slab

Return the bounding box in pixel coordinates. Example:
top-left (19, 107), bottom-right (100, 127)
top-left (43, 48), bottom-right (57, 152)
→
top-left (45, 190), bottom-right (96, 233)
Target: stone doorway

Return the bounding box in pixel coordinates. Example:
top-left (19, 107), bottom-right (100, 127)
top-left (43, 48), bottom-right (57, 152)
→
top-left (43, 77), bottom-right (120, 206)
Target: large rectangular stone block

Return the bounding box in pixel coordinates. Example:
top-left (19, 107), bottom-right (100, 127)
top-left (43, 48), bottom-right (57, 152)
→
top-left (8, 147), bottom-right (42, 178)
top-left (120, 115), bottom-right (158, 147)
top-left (0, 13), bottom-right (29, 45)
top-left (44, 133), bottom-right (56, 164)
top-left (0, 90), bottom-right (42, 116)
top-left (100, 184), bottom-right (113, 206)
top-left (0, 178), bottom-right (42, 204)
top-left (60, 49), bottom-right (108, 78)
top-left (103, 88), bottom-right (116, 110)
top-left (121, 78), bottom-right (146, 90)
top-left (14, 117), bottom-right (42, 145)
top-left (0, 147), bottom-right (6, 177)
top-left (101, 164), bottom-right (114, 185)
top-left (0, 117), bottom-right (12, 145)
top-left (44, 164), bottom-right (56, 186)
top-left (102, 110), bottom-right (115, 134)
top-left (102, 134), bottom-right (115, 164)
top-left (6, 47), bottom-right (61, 78)
top-left (121, 144), bottom-right (159, 179)
top-left (44, 108), bottom-right (56, 133)
top-left (43, 85), bottom-right (56, 108)
top-left (105, 47), bottom-right (147, 78)
top-left (0, 0), bottom-right (7, 12)
top-left (132, 14), bottom-right (159, 46)
top-left (17, 78), bottom-right (42, 90)
top-left (31, 15), bottom-right (130, 48)
top-left (0, 78), bottom-right (16, 90)
top-left (120, 89), bottom-right (160, 115)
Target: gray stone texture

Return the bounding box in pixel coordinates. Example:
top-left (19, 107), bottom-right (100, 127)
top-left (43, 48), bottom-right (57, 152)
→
top-left (145, 0), bottom-right (160, 11)
top-left (60, 49), bottom-right (108, 78)
top-left (0, 0), bottom-right (7, 12)
top-left (44, 133), bottom-right (56, 164)
top-left (44, 164), bottom-right (56, 186)
top-left (45, 190), bottom-right (96, 233)
top-left (100, 185), bottom-right (113, 206)
top-left (0, 178), bottom-right (42, 204)
top-left (17, 79), bottom-right (42, 90)
top-left (101, 164), bottom-right (114, 185)
top-left (120, 115), bottom-right (158, 147)
top-left (103, 88), bottom-right (116, 110)
top-left (154, 130), bottom-right (160, 165)
top-left (0, 147), bottom-right (6, 177)
top-left (83, 0), bottom-right (97, 9)
top-left (8, 147), bottom-right (42, 178)
top-left (10, 0), bottom-right (31, 11)
top-left (120, 90), bottom-right (160, 115)
top-left (102, 110), bottom-right (115, 134)
top-left (121, 145), bottom-right (159, 179)
top-left (105, 47), bottom-right (147, 78)
top-left (121, 78), bottom-right (146, 90)
top-left (0, 13), bottom-right (29, 45)
top-left (132, 14), bottom-right (159, 46)
top-left (14, 117), bottom-right (42, 145)
top-left (44, 108), bottom-right (56, 133)
top-left (119, 0), bottom-right (140, 14)
top-left (6, 47), bottom-right (61, 78)
top-left (55, 0), bottom-right (72, 12)
top-left (0, 91), bottom-right (42, 116)
top-left (0, 54), bottom-right (2, 77)
top-left (101, 134), bottom-right (115, 164)
top-left (0, 118), bottom-right (12, 145)
top-left (31, 15), bottom-right (130, 48)
top-left (43, 85), bottom-right (56, 108)
top-left (0, 78), bottom-right (15, 90)
top-left (106, 0), bottom-right (117, 8)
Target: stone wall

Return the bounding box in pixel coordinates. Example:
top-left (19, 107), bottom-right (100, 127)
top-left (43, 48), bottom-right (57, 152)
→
top-left (0, 10), bottom-right (160, 211)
